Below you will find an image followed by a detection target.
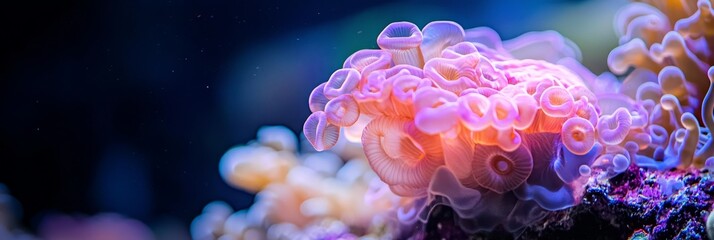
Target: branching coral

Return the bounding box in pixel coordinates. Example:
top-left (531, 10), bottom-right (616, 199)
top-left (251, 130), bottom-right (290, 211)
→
top-left (303, 21), bottom-right (611, 232)
top-left (604, 0), bottom-right (714, 171)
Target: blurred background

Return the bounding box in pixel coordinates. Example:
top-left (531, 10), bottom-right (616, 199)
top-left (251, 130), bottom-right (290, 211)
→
top-left (0, 0), bottom-right (627, 236)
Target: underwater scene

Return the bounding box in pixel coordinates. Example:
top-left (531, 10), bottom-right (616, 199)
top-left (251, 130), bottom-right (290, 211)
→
top-left (3, 0), bottom-right (714, 239)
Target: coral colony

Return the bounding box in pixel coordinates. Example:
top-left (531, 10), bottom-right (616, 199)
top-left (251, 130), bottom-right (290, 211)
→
top-left (305, 20), bottom-right (602, 234)
top-left (196, 0), bottom-right (714, 239)
top-left (192, 126), bottom-right (410, 239)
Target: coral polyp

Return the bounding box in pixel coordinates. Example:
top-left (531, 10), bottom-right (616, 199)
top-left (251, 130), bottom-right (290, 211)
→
top-left (303, 20), bottom-right (615, 232)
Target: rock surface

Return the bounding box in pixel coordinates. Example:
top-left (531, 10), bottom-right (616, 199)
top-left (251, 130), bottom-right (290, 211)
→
top-left (416, 167), bottom-right (714, 239)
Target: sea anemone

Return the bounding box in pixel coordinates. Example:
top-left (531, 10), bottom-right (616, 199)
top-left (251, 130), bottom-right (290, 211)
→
top-left (303, 20), bottom-right (606, 232)
top-left (605, 0), bottom-right (714, 170)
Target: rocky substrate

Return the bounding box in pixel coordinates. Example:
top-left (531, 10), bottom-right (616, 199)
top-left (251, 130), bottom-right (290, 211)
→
top-left (411, 166), bottom-right (714, 240)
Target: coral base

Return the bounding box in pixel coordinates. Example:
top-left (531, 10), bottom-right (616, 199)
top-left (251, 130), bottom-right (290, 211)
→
top-left (414, 166), bottom-right (714, 239)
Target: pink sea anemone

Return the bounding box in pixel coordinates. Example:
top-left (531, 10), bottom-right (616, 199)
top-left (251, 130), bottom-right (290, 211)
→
top-left (303, 20), bottom-right (606, 232)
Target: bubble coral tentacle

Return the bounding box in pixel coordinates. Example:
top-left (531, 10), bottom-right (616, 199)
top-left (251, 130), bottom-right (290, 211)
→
top-left (561, 117), bottom-right (596, 155)
top-left (608, 38), bottom-right (662, 75)
top-left (512, 94), bottom-right (539, 130)
top-left (441, 128), bottom-right (475, 181)
top-left (472, 143), bottom-right (533, 194)
top-left (324, 68), bottom-right (361, 99)
top-left (361, 117), bottom-right (443, 193)
top-left (304, 111), bottom-right (341, 151)
top-left (377, 22), bottom-right (425, 67)
top-left (324, 94), bottom-right (361, 127)
top-left (658, 66), bottom-right (699, 111)
top-left (423, 55), bottom-right (480, 94)
top-left (353, 70), bottom-right (395, 116)
top-left (596, 107), bottom-right (633, 145)
top-left (343, 49), bottom-right (393, 78)
top-left (650, 31), bottom-right (709, 89)
top-left (660, 94), bottom-right (685, 129)
top-left (675, 0), bottom-right (714, 39)
top-left (497, 128), bottom-right (523, 152)
top-left (630, 103), bottom-right (650, 129)
top-left (695, 67), bottom-right (714, 163)
top-left (539, 86), bottom-right (575, 117)
top-left (309, 83), bottom-right (329, 113)
top-left (488, 93), bottom-right (519, 130)
top-left (571, 97), bottom-right (599, 127)
top-left (384, 63), bottom-right (426, 79)
top-left (614, 2), bottom-right (670, 45)
top-left (390, 74), bottom-right (430, 117)
top-left (648, 124), bottom-right (669, 145)
top-left (441, 42), bottom-right (479, 59)
top-left (677, 112), bottom-right (701, 168)
top-left (413, 87), bottom-right (460, 134)
top-left (420, 21), bottom-right (465, 62)
top-left (628, 132), bottom-right (653, 149)
top-left (458, 92), bottom-right (492, 131)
